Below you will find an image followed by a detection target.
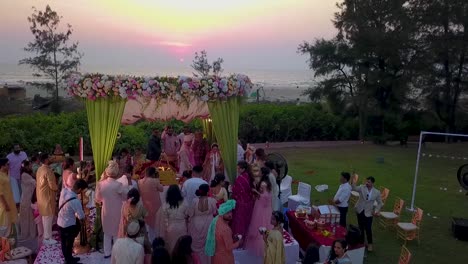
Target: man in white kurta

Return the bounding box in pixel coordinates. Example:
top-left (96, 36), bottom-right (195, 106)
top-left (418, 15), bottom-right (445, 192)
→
top-left (111, 220), bottom-right (144, 264)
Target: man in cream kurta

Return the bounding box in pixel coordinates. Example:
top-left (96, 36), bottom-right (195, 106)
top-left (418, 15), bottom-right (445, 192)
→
top-left (36, 153), bottom-right (59, 245)
top-left (111, 220), bottom-right (144, 264)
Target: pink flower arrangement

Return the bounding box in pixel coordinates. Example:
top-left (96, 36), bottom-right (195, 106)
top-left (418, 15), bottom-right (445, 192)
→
top-left (66, 73), bottom-right (253, 102)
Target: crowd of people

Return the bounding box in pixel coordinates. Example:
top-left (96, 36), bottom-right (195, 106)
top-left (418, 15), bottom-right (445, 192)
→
top-left (0, 130), bottom-right (384, 264)
top-left (0, 132), bottom-right (287, 264)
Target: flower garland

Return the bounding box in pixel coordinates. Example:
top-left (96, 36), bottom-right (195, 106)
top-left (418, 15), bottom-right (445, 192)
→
top-left (66, 73), bottom-right (253, 102)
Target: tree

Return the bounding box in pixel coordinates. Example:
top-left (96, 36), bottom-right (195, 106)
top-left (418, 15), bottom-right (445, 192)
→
top-left (299, 0), bottom-right (417, 140)
top-left (19, 5), bottom-right (82, 109)
top-left (334, 0), bottom-right (416, 138)
top-left (191, 50), bottom-right (224, 77)
top-left (298, 38), bottom-right (369, 140)
top-left (409, 0), bottom-right (468, 137)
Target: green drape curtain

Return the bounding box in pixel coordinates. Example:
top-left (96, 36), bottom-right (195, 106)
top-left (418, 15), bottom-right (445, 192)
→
top-left (201, 119), bottom-right (216, 146)
top-left (85, 98), bottom-right (126, 248)
top-left (85, 98), bottom-right (126, 179)
top-left (208, 98), bottom-right (240, 182)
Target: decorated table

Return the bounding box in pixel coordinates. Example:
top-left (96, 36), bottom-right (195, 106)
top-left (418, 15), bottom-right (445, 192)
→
top-left (286, 210), bottom-right (347, 251)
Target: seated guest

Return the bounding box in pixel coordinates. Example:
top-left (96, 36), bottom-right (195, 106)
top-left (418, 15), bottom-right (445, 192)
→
top-left (172, 235), bottom-right (200, 264)
top-left (58, 179), bottom-right (88, 264)
top-left (263, 211), bottom-right (286, 264)
top-left (112, 220), bottom-right (145, 264)
top-left (325, 239), bottom-right (352, 264)
top-left (151, 237), bottom-right (171, 264)
top-left (205, 200), bottom-right (242, 264)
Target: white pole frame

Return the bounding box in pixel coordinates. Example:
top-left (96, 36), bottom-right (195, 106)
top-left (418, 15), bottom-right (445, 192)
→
top-left (409, 131), bottom-right (468, 211)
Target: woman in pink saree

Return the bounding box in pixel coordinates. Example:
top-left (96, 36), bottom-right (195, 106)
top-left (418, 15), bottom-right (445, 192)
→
top-left (231, 161), bottom-right (255, 247)
top-left (245, 167), bottom-right (273, 257)
top-left (178, 136), bottom-right (195, 175)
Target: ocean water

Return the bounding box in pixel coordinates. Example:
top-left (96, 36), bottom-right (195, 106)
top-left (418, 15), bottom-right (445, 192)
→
top-left (0, 63), bottom-right (314, 99)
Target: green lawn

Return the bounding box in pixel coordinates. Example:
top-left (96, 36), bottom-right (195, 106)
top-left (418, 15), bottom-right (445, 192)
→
top-left (277, 143), bottom-right (468, 263)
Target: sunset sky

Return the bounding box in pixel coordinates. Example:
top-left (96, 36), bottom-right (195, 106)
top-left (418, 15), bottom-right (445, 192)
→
top-left (0, 0), bottom-right (337, 72)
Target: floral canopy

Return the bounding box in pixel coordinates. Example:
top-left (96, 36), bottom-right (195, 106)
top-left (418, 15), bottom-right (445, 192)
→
top-left (67, 73), bottom-right (253, 182)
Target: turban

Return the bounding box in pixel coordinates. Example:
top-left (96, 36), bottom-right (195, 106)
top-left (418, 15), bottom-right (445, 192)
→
top-left (105, 160), bottom-right (119, 178)
top-left (205, 199), bottom-right (236, 257)
top-left (126, 220), bottom-right (140, 237)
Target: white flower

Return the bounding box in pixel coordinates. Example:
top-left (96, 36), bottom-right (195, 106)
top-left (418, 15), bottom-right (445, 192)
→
top-left (181, 83), bottom-right (190, 90)
top-left (175, 94), bottom-right (182, 101)
top-left (200, 95), bottom-right (209, 101)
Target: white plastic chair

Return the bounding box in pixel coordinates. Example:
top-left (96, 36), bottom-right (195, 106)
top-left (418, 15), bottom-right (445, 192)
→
top-left (347, 247), bottom-right (365, 264)
top-left (288, 182), bottom-right (311, 210)
top-left (280, 175), bottom-right (293, 205)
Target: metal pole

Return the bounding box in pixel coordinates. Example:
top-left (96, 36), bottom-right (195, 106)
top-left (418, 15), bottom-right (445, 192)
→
top-left (409, 131), bottom-right (424, 211)
top-left (408, 131), bottom-right (468, 211)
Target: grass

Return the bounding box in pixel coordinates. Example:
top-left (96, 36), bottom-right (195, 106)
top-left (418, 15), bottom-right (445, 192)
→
top-left (276, 143), bottom-right (468, 264)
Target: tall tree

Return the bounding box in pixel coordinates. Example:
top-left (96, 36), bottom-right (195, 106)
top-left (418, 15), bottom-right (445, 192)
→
top-left (298, 38), bottom-right (369, 140)
top-left (19, 5), bottom-right (82, 108)
top-left (334, 0), bottom-right (416, 137)
top-left (300, 0), bottom-right (416, 140)
top-left (410, 0), bottom-right (468, 136)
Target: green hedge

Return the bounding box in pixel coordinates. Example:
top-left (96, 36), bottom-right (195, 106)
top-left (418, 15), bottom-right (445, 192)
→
top-left (0, 103), bottom-right (360, 156)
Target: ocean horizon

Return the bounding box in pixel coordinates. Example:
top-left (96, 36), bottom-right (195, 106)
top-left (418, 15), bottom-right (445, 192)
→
top-left (0, 63), bottom-right (314, 101)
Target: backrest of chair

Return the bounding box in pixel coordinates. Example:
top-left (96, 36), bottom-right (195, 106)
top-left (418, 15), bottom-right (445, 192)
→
top-left (393, 197), bottom-right (404, 215)
top-left (380, 187), bottom-right (390, 203)
top-left (280, 175), bottom-right (292, 189)
top-left (298, 182), bottom-right (311, 199)
top-left (351, 173), bottom-right (359, 185)
top-left (398, 245), bottom-right (411, 264)
top-left (347, 246), bottom-right (365, 264)
top-left (411, 207), bottom-right (423, 225)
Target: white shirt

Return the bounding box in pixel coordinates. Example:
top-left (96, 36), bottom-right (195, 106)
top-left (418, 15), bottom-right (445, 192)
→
top-left (111, 237), bottom-right (144, 264)
top-left (237, 144), bottom-right (245, 162)
top-left (117, 175), bottom-right (139, 194)
top-left (58, 188), bottom-right (85, 228)
top-left (334, 182), bottom-right (352, 208)
top-left (181, 177), bottom-right (207, 206)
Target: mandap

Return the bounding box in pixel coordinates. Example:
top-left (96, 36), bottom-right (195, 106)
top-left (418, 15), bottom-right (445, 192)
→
top-left (66, 73), bottom-right (253, 183)
top-left (67, 73), bottom-right (252, 247)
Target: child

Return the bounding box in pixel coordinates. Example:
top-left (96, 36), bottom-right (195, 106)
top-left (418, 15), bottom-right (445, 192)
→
top-left (263, 211), bottom-right (286, 264)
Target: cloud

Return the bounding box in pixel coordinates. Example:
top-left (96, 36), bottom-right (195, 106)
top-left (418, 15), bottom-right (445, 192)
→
top-left (157, 41), bottom-right (192, 47)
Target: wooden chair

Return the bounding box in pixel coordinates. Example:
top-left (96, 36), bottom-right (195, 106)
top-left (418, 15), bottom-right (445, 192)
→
top-left (397, 207), bottom-right (423, 244)
top-left (350, 173), bottom-right (360, 205)
top-left (379, 197), bottom-right (404, 229)
top-left (380, 187), bottom-right (390, 205)
top-left (398, 245), bottom-right (412, 264)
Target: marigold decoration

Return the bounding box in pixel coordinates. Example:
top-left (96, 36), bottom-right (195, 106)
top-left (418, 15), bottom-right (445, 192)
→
top-left (66, 73), bottom-right (253, 103)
